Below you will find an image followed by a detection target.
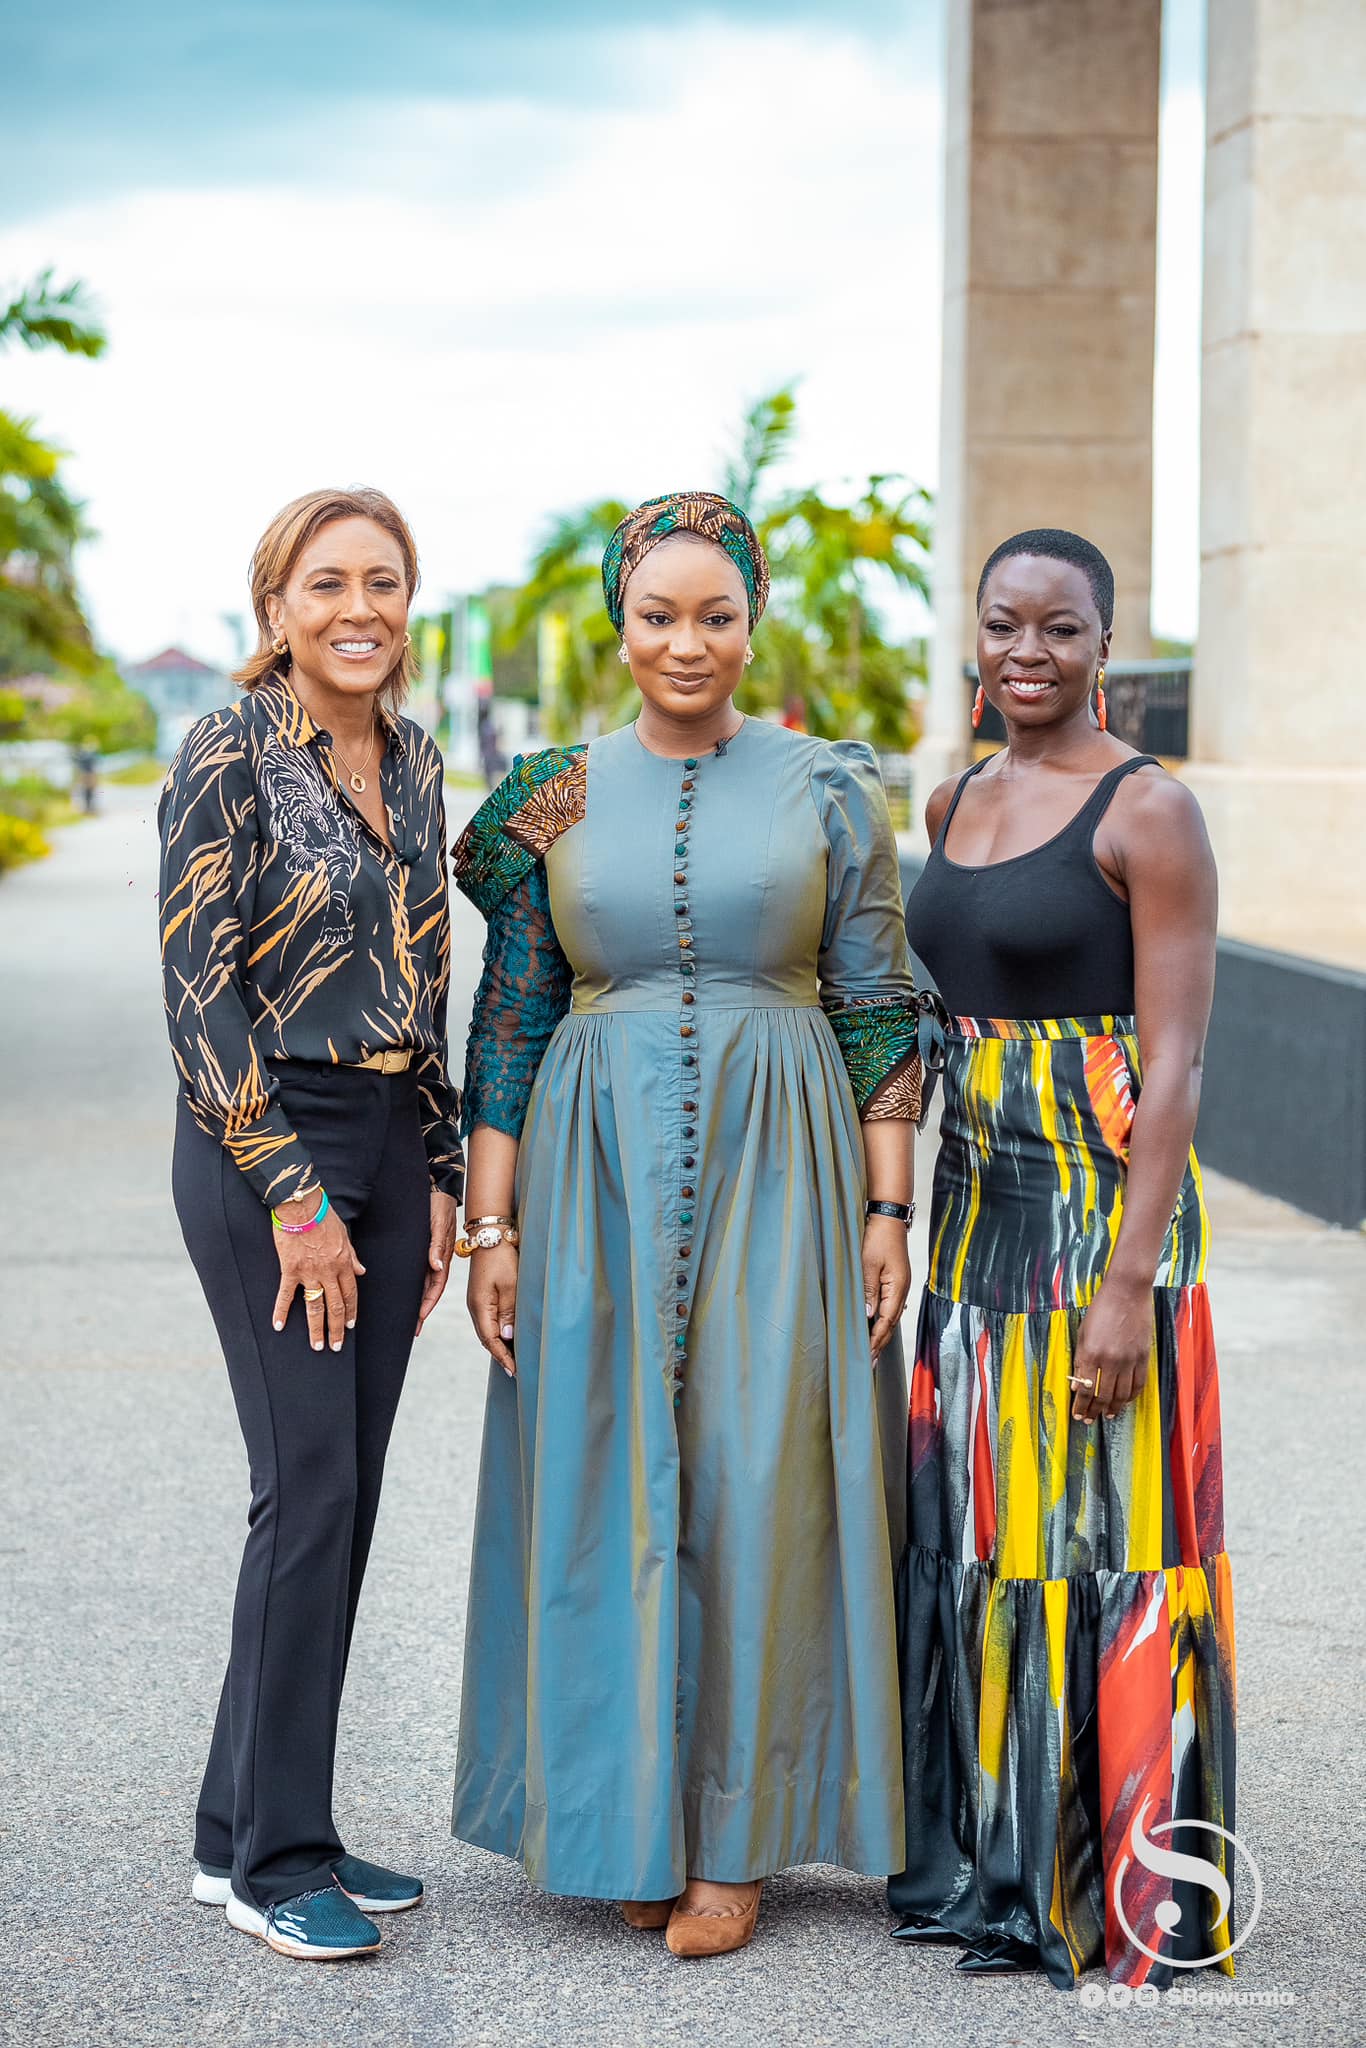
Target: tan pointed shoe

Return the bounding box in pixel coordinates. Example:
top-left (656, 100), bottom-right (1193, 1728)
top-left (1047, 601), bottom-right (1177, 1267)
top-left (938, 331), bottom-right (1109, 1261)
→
top-left (620, 1898), bottom-right (677, 1930)
top-left (664, 1882), bottom-right (763, 1959)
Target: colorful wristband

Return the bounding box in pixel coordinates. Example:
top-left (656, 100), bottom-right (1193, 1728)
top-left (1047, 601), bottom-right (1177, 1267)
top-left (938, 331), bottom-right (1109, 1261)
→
top-left (272, 1189), bottom-right (330, 1234)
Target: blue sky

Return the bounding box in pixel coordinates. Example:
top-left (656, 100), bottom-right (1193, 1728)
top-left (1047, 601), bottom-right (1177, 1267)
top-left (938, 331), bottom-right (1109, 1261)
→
top-left (2, 0), bottom-right (1203, 665)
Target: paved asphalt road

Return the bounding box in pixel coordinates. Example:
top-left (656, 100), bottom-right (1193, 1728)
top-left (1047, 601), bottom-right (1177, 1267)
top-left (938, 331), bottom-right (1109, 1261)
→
top-left (2, 792), bottom-right (1364, 2048)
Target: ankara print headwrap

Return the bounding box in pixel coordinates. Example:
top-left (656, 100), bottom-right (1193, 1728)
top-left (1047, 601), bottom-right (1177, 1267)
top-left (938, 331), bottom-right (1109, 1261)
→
top-left (601, 491), bottom-right (771, 635)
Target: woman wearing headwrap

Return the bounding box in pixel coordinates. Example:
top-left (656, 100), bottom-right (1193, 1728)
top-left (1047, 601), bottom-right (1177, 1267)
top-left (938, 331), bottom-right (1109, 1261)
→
top-left (449, 492), bottom-right (924, 1956)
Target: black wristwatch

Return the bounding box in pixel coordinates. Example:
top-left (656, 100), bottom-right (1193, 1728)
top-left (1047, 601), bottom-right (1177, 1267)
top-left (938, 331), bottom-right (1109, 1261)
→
top-left (866, 1200), bottom-right (915, 1224)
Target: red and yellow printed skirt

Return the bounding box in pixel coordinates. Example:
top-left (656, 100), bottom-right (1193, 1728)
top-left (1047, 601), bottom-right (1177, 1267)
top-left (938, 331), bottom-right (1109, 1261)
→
top-left (890, 1015), bottom-right (1237, 1987)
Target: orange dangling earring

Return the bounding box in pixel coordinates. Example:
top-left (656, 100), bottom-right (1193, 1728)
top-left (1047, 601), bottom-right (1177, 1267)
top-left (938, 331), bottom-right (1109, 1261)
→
top-left (971, 684), bottom-right (986, 731)
top-left (1095, 666), bottom-right (1108, 731)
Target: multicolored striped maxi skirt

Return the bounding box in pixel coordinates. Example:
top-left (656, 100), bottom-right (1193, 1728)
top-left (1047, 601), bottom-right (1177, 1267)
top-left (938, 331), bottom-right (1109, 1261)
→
top-left (890, 1016), bottom-right (1237, 1987)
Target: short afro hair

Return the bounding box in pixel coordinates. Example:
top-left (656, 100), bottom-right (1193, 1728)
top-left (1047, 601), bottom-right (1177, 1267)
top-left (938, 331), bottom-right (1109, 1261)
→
top-left (976, 528), bottom-right (1114, 632)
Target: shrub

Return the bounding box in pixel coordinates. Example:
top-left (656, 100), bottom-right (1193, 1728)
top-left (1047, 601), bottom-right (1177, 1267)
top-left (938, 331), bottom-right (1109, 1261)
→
top-left (0, 771), bottom-right (68, 821)
top-left (0, 812), bottom-right (50, 871)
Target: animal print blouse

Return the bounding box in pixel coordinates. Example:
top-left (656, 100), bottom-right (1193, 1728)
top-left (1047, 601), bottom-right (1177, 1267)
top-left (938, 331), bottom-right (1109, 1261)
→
top-left (158, 680), bottom-right (463, 1205)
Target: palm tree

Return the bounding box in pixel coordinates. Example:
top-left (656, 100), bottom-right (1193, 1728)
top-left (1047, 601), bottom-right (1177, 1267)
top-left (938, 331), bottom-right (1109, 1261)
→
top-left (496, 387), bottom-right (933, 750)
top-left (0, 271), bottom-right (107, 359)
top-left (755, 471), bottom-right (932, 747)
top-left (504, 499), bottom-right (629, 742)
top-left (0, 271), bottom-right (106, 678)
top-left (722, 385), bottom-right (797, 516)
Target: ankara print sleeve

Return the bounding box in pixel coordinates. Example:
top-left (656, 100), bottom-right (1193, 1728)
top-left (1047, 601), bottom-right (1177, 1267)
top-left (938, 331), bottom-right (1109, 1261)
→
top-left (813, 740), bottom-right (923, 1122)
top-left (461, 862), bottom-right (573, 1140)
top-left (157, 720), bottom-right (319, 1206)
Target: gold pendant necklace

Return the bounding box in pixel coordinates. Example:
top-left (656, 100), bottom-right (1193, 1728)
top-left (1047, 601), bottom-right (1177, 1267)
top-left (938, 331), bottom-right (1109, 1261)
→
top-left (332, 726), bottom-right (378, 795)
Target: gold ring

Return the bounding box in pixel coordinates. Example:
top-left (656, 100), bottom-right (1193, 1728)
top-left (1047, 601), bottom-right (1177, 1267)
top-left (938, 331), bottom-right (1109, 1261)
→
top-left (303, 1286), bottom-right (325, 1302)
top-left (1093, 1367), bottom-right (1103, 1400)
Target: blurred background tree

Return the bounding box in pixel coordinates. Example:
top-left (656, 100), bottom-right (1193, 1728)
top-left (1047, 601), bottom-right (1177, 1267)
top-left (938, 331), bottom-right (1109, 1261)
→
top-left (503, 387), bottom-right (931, 747)
top-left (0, 272), bottom-right (106, 680)
top-left (502, 499), bottom-right (629, 740)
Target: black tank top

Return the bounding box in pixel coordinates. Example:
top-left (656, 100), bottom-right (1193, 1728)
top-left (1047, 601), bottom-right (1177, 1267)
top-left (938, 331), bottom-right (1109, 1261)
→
top-left (904, 756), bottom-right (1161, 1018)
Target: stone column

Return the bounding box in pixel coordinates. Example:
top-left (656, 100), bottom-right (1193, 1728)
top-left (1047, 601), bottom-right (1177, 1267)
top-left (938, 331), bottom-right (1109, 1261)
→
top-left (1185, 0), bottom-right (1366, 965)
top-left (918, 0), bottom-right (1162, 814)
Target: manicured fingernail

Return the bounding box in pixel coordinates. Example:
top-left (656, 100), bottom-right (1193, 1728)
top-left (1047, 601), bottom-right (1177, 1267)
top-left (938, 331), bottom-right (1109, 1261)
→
top-left (346, 1318), bottom-right (356, 1329)
top-left (331, 1341), bottom-right (342, 1352)
top-left (434, 1257), bottom-right (444, 1270)
top-left (273, 1320), bottom-right (283, 1332)
top-left (502, 1365), bottom-right (515, 1379)
top-left (865, 1303), bottom-right (875, 1318)
top-left (500, 1324), bottom-right (515, 1340)
top-left (313, 1341), bottom-right (323, 1351)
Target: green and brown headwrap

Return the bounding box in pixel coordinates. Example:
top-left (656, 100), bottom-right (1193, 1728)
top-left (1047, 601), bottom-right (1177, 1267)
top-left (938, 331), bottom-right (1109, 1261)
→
top-left (601, 491), bottom-right (771, 635)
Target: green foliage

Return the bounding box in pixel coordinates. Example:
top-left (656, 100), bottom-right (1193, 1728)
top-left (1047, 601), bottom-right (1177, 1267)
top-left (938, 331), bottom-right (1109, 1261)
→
top-left (40, 660), bottom-right (156, 754)
top-left (750, 472), bottom-right (932, 749)
top-left (0, 760), bottom-right (73, 870)
top-left (0, 686), bottom-right (26, 734)
top-left (102, 754), bottom-right (168, 786)
top-left (503, 500), bottom-right (629, 744)
top-left (722, 385), bottom-right (798, 516)
top-left (0, 771), bottom-right (76, 824)
top-left (0, 271), bottom-right (107, 680)
top-left (500, 391), bottom-right (931, 749)
top-left (0, 272), bottom-right (107, 359)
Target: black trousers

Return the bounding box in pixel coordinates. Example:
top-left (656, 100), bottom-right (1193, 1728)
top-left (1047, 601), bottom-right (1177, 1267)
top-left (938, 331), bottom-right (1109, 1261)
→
top-left (174, 1062), bottom-right (429, 1909)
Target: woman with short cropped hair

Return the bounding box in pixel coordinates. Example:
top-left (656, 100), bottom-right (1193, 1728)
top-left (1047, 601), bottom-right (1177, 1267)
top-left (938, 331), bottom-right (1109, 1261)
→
top-left (893, 529), bottom-right (1236, 1988)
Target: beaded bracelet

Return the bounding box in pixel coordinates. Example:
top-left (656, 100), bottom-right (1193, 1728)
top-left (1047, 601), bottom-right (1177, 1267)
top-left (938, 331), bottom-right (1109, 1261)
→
top-left (272, 1189), bottom-right (330, 1234)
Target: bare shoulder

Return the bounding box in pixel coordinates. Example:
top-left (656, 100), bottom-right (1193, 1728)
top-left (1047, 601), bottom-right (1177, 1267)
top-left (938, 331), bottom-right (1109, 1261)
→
top-left (1112, 762), bottom-right (1209, 843)
top-left (1106, 765), bottom-right (1215, 902)
top-left (923, 772), bottom-right (965, 843)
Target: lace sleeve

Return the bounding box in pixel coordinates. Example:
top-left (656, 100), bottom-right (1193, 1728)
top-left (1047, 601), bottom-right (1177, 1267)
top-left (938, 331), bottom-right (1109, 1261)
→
top-left (461, 862), bottom-right (573, 1140)
top-left (813, 740), bottom-right (923, 1122)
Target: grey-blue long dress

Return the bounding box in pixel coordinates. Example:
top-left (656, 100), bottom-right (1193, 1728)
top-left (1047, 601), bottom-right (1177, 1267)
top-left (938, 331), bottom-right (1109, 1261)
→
top-left (450, 715), bottom-right (922, 1900)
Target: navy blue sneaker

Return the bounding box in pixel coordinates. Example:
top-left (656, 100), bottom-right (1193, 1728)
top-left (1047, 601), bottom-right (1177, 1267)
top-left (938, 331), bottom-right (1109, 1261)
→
top-left (333, 1854), bottom-right (424, 1914)
top-left (226, 1885), bottom-right (382, 1959)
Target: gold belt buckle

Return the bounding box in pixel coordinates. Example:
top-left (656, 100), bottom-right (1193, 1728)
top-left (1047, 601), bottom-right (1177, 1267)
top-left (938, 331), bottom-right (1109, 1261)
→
top-left (356, 1047), bottom-right (412, 1074)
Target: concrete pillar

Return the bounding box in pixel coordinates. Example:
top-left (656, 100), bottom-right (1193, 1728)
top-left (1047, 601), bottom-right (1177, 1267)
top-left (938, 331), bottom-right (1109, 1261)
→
top-left (919, 0), bottom-right (1162, 808)
top-left (1185, 0), bottom-right (1366, 965)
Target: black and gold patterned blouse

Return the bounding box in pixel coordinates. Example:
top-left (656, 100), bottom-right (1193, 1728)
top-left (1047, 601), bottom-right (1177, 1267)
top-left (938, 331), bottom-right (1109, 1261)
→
top-left (158, 679), bottom-right (463, 1205)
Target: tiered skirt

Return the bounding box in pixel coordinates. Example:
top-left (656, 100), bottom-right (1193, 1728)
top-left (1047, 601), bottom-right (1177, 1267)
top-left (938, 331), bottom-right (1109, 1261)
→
top-left (890, 1016), bottom-right (1237, 1987)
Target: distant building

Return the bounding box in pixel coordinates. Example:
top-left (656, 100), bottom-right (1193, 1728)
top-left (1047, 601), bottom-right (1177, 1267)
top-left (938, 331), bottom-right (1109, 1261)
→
top-left (124, 647), bottom-right (233, 755)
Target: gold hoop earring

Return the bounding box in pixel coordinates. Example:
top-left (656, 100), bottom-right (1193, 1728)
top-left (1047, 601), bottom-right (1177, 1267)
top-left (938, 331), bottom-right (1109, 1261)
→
top-left (617, 645), bottom-right (630, 666)
top-left (744, 647), bottom-right (755, 666)
top-left (271, 635), bottom-right (288, 657)
top-left (403, 631), bottom-right (411, 647)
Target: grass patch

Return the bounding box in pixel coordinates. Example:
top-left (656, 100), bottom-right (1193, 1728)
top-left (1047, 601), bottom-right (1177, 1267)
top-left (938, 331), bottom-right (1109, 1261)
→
top-left (0, 774), bottom-right (82, 868)
top-left (103, 755), bottom-right (169, 786)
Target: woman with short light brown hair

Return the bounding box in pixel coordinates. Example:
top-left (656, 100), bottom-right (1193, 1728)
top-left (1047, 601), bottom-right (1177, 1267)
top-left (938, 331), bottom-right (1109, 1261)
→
top-left (158, 487), bottom-right (463, 1960)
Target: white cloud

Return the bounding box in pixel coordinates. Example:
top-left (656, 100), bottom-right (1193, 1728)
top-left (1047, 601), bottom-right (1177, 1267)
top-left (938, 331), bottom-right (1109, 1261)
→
top-left (2, 12), bottom-right (1204, 667)
top-left (0, 23), bottom-right (942, 668)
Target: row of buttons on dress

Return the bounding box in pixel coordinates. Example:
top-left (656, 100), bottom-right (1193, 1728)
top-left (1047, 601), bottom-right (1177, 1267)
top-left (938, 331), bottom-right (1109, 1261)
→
top-left (672, 757), bottom-right (700, 1409)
